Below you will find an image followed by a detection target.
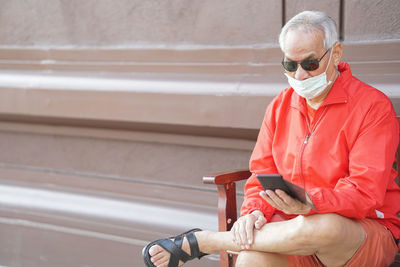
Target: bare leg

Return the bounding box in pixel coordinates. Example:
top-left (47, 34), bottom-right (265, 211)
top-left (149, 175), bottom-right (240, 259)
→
top-left (148, 213), bottom-right (365, 267)
top-left (236, 251), bottom-right (289, 267)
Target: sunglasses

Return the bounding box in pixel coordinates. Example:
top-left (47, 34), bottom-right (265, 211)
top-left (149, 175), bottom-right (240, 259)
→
top-left (281, 48), bottom-right (331, 72)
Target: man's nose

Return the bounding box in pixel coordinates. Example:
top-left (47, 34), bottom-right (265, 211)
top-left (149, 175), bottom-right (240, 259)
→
top-left (294, 65), bottom-right (310, 80)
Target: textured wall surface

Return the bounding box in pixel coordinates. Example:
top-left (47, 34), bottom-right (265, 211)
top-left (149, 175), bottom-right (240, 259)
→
top-left (344, 0), bottom-right (400, 41)
top-left (1, 0), bottom-right (399, 47)
top-left (0, 0), bottom-right (282, 46)
top-left (285, 0), bottom-right (341, 26)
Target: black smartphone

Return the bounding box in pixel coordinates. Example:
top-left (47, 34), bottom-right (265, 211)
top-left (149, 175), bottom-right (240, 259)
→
top-left (256, 174), bottom-right (309, 204)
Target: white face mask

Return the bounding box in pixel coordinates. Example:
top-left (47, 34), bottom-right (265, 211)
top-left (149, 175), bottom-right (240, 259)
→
top-left (284, 50), bottom-right (333, 99)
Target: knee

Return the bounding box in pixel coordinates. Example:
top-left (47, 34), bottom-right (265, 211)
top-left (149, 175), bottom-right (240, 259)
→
top-left (236, 251), bottom-right (259, 267)
top-left (310, 214), bottom-right (347, 239)
top-left (298, 213), bottom-right (348, 246)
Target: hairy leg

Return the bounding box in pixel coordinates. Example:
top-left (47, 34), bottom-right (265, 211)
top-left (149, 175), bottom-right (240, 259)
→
top-left (148, 213), bottom-right (364, 267)
top-left (247, 213), bottom-right (365, 266)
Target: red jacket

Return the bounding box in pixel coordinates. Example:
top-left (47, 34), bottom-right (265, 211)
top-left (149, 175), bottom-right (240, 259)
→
top-left (241, 62), bottom-right (400, 240)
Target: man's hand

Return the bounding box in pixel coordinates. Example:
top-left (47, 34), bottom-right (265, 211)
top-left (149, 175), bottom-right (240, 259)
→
top-left (231, 210), bottom-right (267, 249)
top-left (260, 189), bottom-right (312, 215)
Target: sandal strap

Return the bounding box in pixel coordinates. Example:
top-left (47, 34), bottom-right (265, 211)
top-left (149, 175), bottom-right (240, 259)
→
top-left (186, 229), bottom-right (208, 259)
top-left (158, 238), bottom-right (190, 267)
top-left (144, 229), bottom-right (207, 267)
top-left (172, 235), bottom-right (192, 263)
top-left (186, 232), bottom-right (201, 259)
top-left (170, 229), bottom-right (206, 262)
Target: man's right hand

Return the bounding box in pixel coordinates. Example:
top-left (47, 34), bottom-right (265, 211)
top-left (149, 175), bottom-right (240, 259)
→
top-left (231, 210), bottom-right (267, 249)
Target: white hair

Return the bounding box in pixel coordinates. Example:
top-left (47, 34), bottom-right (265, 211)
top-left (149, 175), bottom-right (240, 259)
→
top-left (279, 11), bottom-right (338, 52)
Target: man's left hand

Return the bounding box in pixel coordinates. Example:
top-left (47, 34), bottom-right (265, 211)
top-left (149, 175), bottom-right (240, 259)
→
top-left (260, 189), bottom-right (312, 215)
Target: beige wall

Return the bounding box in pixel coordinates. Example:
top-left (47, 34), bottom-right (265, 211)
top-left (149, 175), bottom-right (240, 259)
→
top-left (0, 0), bottom-right (282, 46)
top-left (1, 0), bottom-right (399, 47)
top-left (344, 0), bottom-right (400, 41)
top-left (0, 1), bottom-right (399, 266)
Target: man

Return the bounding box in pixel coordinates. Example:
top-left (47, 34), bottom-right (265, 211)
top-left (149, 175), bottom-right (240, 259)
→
top-left (143, 11), bottom-right (400, 267)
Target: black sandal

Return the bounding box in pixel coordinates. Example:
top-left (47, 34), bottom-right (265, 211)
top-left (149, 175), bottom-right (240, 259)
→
top-left (142, 228), bottom-right (208, 267)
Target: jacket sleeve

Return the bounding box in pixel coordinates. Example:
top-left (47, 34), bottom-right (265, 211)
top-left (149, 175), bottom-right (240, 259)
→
top-left (240, 101), bottom-right (278, 221)
top-left (308, 99), bottom-right (399, 219)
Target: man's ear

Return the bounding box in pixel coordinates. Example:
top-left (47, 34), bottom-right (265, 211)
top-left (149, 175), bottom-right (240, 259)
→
top-left (333, 42), bottom-right (343, 66)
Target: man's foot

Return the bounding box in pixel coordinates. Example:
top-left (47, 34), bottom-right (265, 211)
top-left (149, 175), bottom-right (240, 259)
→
top-left (148, 235), bottom-right (190, 267)
top-left (142, 229), bottom-right (207, 267)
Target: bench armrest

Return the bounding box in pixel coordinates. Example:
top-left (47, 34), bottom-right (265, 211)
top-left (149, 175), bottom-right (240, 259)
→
top-left (203, 169), bottom-right (252, 185)
top-left (202, 169), bottom-right (251, 231)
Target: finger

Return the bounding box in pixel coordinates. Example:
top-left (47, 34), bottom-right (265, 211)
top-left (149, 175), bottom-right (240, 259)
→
top-left (245, 217), bottom-right (254, 247)
top-left (232, 221), bottom-right (241, 246)
top-left (237, 219), bottom-right (246, 249)
top-left (260, 190), bottom-right (276, 206)
top-left (254, 215), bottom-right (267, 230)
top-left (275, 190), bottom-right (312, 214)
top-left (261, 190), bottom-right (284, 210)
top-left (234, 220), bottom-right (244, 245)
top-left (275, 189), bottom-right (296, 206)
top-left (269, 190), bottom-right (291, 210)
top-left (275, 190), bottom-right (307, 211)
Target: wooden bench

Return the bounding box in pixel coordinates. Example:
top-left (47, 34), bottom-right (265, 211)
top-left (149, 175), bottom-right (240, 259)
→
top-left (203, 118), bottom-right (400, 267)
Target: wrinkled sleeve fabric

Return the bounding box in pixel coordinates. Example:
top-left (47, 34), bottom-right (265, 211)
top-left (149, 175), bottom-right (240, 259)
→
top-left (309, 98), bottom-right (399, 219)
top-left (240, 98), bottom-right (279, 221)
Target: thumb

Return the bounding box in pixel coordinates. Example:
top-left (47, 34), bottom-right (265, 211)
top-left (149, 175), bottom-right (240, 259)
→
top-left (254, 215), bottom-right (267, 230)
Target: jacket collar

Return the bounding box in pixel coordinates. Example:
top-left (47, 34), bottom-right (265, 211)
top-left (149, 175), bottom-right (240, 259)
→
top-left (290, 62), bottom-right (351, 112)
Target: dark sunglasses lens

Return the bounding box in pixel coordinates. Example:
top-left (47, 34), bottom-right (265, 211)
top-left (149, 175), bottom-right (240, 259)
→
top-left (301, 60), bottom-right (319, 71)
top-left (282, 61), bottom-right (298, 72)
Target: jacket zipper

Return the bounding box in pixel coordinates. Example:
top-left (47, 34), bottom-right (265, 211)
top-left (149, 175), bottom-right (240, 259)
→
top-left (298, 106), bottom-right (328, 190)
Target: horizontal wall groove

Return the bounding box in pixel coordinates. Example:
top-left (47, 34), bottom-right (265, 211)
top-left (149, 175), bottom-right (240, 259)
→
top-left (0, 162), bottom-right (218, 194)
top-left (0, 42), bottom-right (398, 75)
